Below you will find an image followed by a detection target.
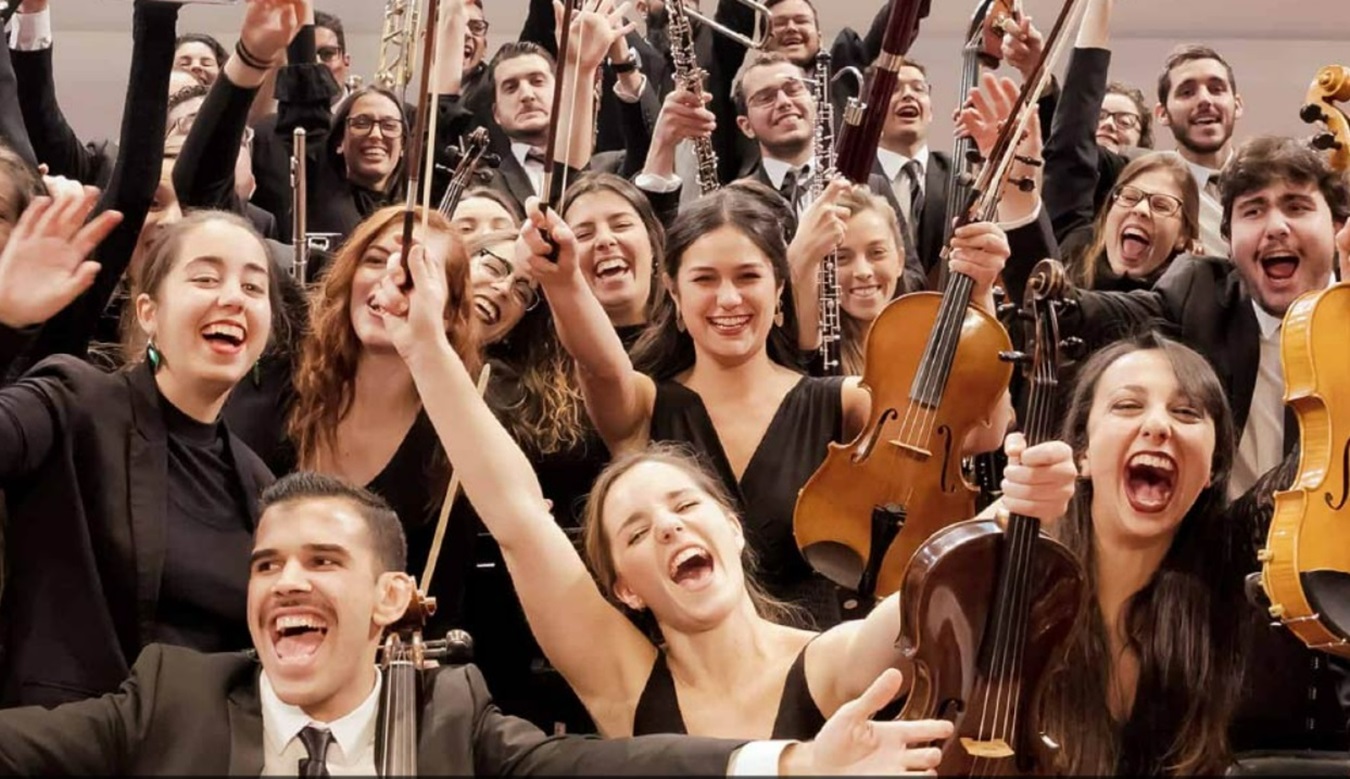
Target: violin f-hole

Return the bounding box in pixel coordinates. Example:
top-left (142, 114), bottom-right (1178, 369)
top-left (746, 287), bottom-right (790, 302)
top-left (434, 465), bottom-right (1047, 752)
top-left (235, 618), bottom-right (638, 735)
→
top-left (1325, 437), bottom-right (1350, 511)
top-left (851, 407), bottom-right (900, 463)
top-left (938, 425), bottom-right (958, 493)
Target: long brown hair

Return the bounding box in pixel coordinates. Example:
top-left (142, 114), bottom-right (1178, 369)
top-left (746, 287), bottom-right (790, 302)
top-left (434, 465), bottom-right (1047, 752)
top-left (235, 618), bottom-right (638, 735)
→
top-left (289, 206), bottom-right (478, 469)
top-left (1075, 152), bottom-right (1199, 289)
top-left (561, 172), bottom-right (667, 318)
top-left (581, 443), bottom-right (802, 629)
top-left (835, 188), bottom-right (910, 376)
top-left (1041, 332), bottom-right (1244, 776)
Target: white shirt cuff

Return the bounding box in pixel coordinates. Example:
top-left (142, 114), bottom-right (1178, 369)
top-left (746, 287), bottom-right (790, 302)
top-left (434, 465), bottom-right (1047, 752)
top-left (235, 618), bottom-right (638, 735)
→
top-left (612, 74), bottom-right (648, 104)
top-left (634, 171), bottom-right (683, 194)
top-left (996, 198), bottom-right (1043, 231)
top-left (10, 9), bottom-right (54, 51)
top-left (728, 740), bottom-right (797, 776)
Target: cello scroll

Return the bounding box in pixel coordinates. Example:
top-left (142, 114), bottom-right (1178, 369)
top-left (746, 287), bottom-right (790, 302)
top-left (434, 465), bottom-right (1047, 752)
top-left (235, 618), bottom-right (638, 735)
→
top-left (1299, 65), bottom-right (1350, 172)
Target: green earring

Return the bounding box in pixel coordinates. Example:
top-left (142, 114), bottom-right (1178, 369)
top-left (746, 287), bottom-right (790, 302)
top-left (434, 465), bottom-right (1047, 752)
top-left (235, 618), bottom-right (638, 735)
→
top-left (146, 340), bottom-right (163, 372)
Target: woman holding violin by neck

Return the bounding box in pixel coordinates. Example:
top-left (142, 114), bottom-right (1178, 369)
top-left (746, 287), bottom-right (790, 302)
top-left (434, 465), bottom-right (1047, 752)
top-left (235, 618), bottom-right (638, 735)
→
top-left (361, 208), bottom-right (1077, 742)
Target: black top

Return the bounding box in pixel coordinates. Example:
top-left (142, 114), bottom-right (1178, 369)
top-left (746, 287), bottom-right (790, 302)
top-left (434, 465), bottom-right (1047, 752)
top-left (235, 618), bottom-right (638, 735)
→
top-left (155, 396), bottom-right (253, 653)
top-left (632, 641), bottom-right (826, 739)
top-left (648, 377), bottom-right (848, 628)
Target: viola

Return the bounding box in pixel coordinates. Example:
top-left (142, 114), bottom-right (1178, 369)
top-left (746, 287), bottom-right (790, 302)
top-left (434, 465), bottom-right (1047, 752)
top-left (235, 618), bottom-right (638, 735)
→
top-left (897, 259), bottom-right (1086, 775)
top-left (793, 0), bottom-right (1087, 602)
top-left (1260, 64), bottom-right (1350, 658)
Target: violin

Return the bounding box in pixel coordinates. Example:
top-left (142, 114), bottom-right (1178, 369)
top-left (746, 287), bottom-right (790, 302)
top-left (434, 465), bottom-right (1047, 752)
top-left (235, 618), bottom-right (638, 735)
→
top-left (1260, 63), bottom-right (1350, 658)
top-left (436, 127), bottom-right (499, 219)
top-left (897, 259), bottom-right (1086, 775)
top-left (793, 0), bottom-right (1086, 603)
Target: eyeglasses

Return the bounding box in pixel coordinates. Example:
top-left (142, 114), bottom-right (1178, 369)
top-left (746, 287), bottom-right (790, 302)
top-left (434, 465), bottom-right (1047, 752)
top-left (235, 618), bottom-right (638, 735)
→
top-left (475, 248), bottom-right (540, 311)
top-left (317, 46), bottom-right (344, 63)
top-left (746, 77), bottom-right (809, 110)
top-left (347, 115), bottom-right (405, 137)
top-left (1112, 185), bottom-right (1183, 217)
top-left (894, 79), bottom-right (931, 96)
top-left (1098, 110), bottom-right (1141, 130)
top-left (467, 19), bottom-right (490, 36)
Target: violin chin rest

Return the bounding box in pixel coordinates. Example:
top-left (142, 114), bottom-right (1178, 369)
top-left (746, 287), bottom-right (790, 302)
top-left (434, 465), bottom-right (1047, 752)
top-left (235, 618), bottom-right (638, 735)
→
top-left (1302, 570), bottom-right (1350, 642)
top-left (800, 541), bottom-right (864, 591)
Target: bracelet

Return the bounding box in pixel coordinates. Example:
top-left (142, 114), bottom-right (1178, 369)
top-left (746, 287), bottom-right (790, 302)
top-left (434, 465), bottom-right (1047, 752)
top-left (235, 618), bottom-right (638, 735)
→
top-left (234, 39), bottom-right (275, 72)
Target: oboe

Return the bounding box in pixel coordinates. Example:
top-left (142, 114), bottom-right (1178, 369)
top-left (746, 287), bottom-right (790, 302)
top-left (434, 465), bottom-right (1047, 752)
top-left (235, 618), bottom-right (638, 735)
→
top-left (290, 127), bottom-right (308, 285)
top-left (667, 0), bottom-right (720, 195)
top-left (809, 51), bottom-right (842, 375)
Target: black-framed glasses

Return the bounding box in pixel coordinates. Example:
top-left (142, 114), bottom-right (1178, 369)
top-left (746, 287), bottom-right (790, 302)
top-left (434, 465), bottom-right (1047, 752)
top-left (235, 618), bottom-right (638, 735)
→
top-left (746, 77), bottom-right (809, 109)
top-left (475, 248), bottom-right (540, 311)
top-left (1098, 109), bottom-right (1141, 130)
top-left (1112, 185), bottom-right (1183, 217)
top-left (467, 19), bottom-right (490, 36)
top-left (346, 115), bottom-right (405, 137)
top-left (317, 46), bottom-right (344, 63)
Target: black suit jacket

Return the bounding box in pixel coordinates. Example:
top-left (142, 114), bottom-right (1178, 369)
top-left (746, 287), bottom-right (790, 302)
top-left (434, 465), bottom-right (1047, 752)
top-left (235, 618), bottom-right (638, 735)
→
top-left (0, 358), bottom-right (273, 708)
top-left (0, 644), bottom-right (744, 775)
top-left (871, 150), bottom-right (952, 284)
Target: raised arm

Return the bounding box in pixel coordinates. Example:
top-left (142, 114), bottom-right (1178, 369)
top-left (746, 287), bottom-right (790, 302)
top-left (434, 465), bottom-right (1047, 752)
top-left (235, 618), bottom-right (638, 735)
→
top-left (370, 237), bottom-right (658, 736)
top-left (788, 178), bottom-right (852, 353)
top-left (520, 199), bottom-right (656, 454)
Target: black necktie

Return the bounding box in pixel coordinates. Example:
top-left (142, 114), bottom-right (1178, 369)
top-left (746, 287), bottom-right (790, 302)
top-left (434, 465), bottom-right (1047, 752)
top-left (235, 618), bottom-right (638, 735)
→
top-left (297, 726), bottom-right (333, 777)
top-left (779, 166), bottom-right (803, 210)
top-left (524, 147), bottom-right (547, 166)
top-left (902, 159), bottom-right (925, 231)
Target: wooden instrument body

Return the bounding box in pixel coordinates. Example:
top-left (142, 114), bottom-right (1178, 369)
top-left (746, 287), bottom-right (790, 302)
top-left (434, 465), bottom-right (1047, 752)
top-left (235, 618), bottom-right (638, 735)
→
top-left (898, 518), bottom-right (1085, 775)
top-left (1262, 283), bottom-right (1350, 657)
top-left (794, 292), bottom-right (1012, 597)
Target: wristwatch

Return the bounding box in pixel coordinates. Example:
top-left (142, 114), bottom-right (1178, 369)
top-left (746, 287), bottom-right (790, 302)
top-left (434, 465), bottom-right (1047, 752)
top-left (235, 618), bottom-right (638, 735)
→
top-left (608, 48), bottom-right (640, 74)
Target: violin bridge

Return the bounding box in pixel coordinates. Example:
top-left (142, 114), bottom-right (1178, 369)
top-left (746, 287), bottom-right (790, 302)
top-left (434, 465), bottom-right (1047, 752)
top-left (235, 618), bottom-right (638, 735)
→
top-left (959, 737), bottom-right (1015, 759)
top-left (893, 442), bottom-right (932, 460)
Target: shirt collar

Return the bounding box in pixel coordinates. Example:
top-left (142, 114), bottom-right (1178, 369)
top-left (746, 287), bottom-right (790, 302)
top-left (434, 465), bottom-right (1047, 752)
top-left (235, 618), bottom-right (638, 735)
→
top-left (760, 156), bottom-right (811, 190)
top-left (876, 146), bottom-right (929, 182)
top-left (1249, 273), bottom-right (1338, 340)
top-left (511, 142), bottom-right (544, 169)
top-left (1185, 149), bottom-right (1233, 191)
top-left (260, 666), bottom-right (383, 763)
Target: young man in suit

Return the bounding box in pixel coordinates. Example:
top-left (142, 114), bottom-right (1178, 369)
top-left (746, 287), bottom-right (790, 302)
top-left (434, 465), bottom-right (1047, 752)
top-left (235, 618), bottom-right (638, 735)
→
top-left (875, 60), bottom-right (949, 283)
top-left (0, 471), bottom-right (951, 775)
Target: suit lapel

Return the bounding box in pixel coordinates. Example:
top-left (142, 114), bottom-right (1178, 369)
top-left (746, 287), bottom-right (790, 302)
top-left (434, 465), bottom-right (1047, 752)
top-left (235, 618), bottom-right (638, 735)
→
top-left (125, 363), bottom-right (169, 648)
top-left (227, 668), bottom-right (266, 776)
top-left (921, 153), bottom-right (950, 269)
top-left (1225, 301), bottom-right (1261, 436)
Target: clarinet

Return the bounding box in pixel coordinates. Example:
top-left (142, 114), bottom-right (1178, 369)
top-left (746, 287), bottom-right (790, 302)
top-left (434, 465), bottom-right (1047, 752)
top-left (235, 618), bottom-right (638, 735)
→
top-left (667, 0), bottom-right (720, 195)
top-left (810, 52), bottom-right (842, 375)
top-left (290, 127), bottom-right (309, 285)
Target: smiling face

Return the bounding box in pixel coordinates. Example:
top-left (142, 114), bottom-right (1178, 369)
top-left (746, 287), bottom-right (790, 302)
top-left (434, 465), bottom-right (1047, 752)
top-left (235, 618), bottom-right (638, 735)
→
top-left (881, 65), bottom-right (933, 150)
top-left (1157, 58), bottom-right (1242, 158)
top-left (672, 225), bottom-right (781, 367)
top-left (1104, 167), bottom-right (1190, 279)
top-left (248, 497), bottom-right (410, 722)
top-left (348, 224), bottom-right (454, 352)
top-left (315, 26), bottom-right (352, 89)
top-left (601, 461), bottom-right (748, 632)
top-left (566, 190), bottom-right (655, 326)
top-left (173, 40), bottom-right (221, 86)
top-left (469, 239), bottom-right (538, 345)
top-left (451, 196), bottom-right (518, 240)
top-left (492, 54), bottom-right (554, 147)
top-left (1082, 349), bottom-right (1217, 550)
top-left (136, 219), bottom-right (272, 397)
top-left (836, 208), bottom-right (902, 322)
top-left (338, 94), bottom-right (405, 190)
top-left (1097, 92), bottom-right (1143, 152)
top-left (736, 62), bottom-right (815, 159)
top-left (465, 3), bottom-right (489, 72)
top-left (1229, 177), bottom-right (1337, 316)
top-left (765, 0), bottom-right (820, 66)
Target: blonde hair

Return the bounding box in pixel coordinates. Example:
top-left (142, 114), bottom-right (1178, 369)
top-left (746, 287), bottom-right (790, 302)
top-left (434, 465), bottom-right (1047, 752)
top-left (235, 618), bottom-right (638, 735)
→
top-left (836, 188), bottom-right (907, 375)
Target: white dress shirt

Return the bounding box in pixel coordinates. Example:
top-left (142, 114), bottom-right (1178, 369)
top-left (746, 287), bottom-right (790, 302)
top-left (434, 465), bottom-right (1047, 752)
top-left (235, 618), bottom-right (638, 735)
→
top-left (510, 142), bottom-right (545, 198)
top-left (9, 8), bottom-right (53, 50)
top-left (260, 668), bottom-right (382, 776)
top-left (876, 145), bottom-right (929, 211)
top-left (1185, 154), bottom-right (1231, 259)
top-left (1229, 302), bottom-right (1286, 500)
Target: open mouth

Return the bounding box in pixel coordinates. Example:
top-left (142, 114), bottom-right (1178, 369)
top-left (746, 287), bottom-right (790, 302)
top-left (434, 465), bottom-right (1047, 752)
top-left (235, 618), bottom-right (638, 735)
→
top-left (894, 104), bottom-right (920, 120)
top-left (473, 294), bottom-right (501, 325)
top-left (593, 256), bottom-right (632, 282)
top-left (1124, 452), bottom-right (1177, 513)
top-left (360, 144), bottom-right (389, 162)
top-left (270, 612), bottom-right (330, 665)
top-left (777, 32), bottom-right (805, 47)
top-left (669, 546), bottom-right (715, 588)
top-left (849, 283), bottom-right (882, 300)
top-left (708, 314), bottom-right (752, 334)
top-left (201, 321), bottom-right (246, 353)
top-left (1260, 253), bottom-right (1300, 282)
top-left (1190, 113), bottom-right (1222, 129)
top-left (1118, 225), bottom-right (1153, 266)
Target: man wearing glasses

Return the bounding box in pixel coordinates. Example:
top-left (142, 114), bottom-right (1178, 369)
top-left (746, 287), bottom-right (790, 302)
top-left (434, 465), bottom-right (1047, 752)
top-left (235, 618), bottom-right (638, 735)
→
top-left (314, 10), bottom-right (354, 100)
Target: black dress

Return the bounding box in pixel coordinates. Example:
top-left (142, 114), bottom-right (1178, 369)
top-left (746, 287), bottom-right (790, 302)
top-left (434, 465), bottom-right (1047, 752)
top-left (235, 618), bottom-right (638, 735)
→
top-left (648, 376), bottom-right (849, 628)
top-left (632, 642), bottom-right (827, 739)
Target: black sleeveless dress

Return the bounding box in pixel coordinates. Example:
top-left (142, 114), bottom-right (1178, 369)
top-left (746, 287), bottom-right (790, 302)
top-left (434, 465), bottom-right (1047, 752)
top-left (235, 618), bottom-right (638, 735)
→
top-left (632, 642), bottom-right (827, 739)
top-left (648, 376), bottom-right (848, 628)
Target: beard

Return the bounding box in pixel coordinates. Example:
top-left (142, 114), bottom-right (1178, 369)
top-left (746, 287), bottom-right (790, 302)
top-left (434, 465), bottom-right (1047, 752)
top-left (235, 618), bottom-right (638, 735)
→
top-left (1169, 108), bottom-right (1234, 155)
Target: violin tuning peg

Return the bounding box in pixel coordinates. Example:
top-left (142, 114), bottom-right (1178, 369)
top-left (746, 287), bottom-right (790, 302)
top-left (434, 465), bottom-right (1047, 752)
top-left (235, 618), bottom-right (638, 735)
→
top-left (996, 302), bottom-right (1019, 320)
top-left (964, 149), bottom-right (985, 166)
top-left (998, 350), bottom-right (1028, 364)
top-left (1014, 154), bottom-right (1043, 168)
top-left (1058, 298), bottom-right (1080, 313)
top-left (1059, 336), bottom-right (1085, 359)
top-left (1011, 177), bottom-right (1037, 193)
top-left (991, 285), bottom-right (1006, 302)
top-left (1300, 104), bottom-right (1329, 124)
top-left (1312, 133), bottom-right (1343, 151)
top-left (956, 172), bottom-right (978, 188)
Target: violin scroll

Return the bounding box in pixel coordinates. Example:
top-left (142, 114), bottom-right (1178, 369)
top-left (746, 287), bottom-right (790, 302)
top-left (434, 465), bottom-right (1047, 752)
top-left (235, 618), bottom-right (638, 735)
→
top-left (1300, 65), bottom-right (1350, 172)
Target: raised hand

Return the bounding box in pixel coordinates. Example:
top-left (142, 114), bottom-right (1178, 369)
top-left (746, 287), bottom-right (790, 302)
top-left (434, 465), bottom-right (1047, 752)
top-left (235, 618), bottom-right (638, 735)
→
top-left (956, 72), bottom-right (1020, 159)
top-left (0, 188), bottom-right (122, 329)
top-left (790, 177), bottom-right (854, 269)
top-left (517, 197), bottom-right (583, 287)
top-left (370, 234), bottom-right (456, 359)
top-left (999, 432), bottom-right (1077, 524)
top-left (781, 668), bottom-right (951, 775)
top-left (643, 87), bottom-right (717, 178)
top-left (239, 0), bottom-right (307, 67)
top-left (1001, 13), bottom-right (1046, 82)
top-left (555, 0), bottom-right (637, 73)
top-left (948, 220), bottom-right (1010, 303)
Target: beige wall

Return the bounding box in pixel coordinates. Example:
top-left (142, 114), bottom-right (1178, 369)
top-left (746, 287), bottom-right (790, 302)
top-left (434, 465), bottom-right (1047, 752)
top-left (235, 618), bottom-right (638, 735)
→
top-left (35, 0), bottom-right (1350, 156)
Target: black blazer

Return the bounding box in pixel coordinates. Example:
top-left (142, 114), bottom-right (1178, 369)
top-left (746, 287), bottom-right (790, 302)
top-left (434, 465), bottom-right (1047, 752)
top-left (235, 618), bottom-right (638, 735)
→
top-left (0, 644), bottom-right (745, 775)
top-left (871, 150), bottom-right (953, 283)
top-left (0, 358), bottom-right (273, 708)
